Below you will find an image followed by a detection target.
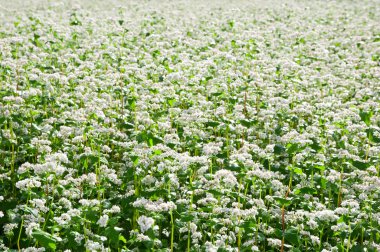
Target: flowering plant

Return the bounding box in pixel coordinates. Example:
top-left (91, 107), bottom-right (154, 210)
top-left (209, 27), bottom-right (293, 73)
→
top-left (0, 0), bottom-right (379, 251)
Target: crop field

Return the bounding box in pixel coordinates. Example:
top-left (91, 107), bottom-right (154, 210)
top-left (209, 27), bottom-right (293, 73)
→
top-left (0, 0), bottom-right (380, 251)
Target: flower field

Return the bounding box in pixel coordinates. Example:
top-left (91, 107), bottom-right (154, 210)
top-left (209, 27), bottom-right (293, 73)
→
top-left (1, 0), bottom-right (380, 251)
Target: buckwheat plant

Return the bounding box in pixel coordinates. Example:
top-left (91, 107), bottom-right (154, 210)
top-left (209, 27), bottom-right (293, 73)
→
top-left (0, 0), bottom-right (379, 251)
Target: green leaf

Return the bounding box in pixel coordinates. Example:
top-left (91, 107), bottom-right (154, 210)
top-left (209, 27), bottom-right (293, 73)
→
top-left (180, 213), bottom-right (195, 222)
top-left (119, 235), bottom-right (127, 244)
top-left (105, 226), bottom-right (120, 248)
top-left (286, 143), bottom-right (300, 155)
top-left (240, 220), bottom-right (256, 230)
top-left (148, 138), bottom-right (154, 147)
top-left (130, 155), bottom-right (139, 165)
top-left (240, 119), bottom-right (253, 127)
top-left (146, 132), bottom-right (163, 146)
top-left (274, 144), bottom-right (286, 154)
top-left (359, 110), bottom-right (373, 126)
top-left (167, 98), bottom-right (175, 107)
top-left (352, 160), bottom-right (369, 170)
top-left (294, 187), bottom-right (317, 195)
top-left (32, 230), bottom-right (57, 250)
top-left (205, 121), bottom-right (220, 128)
top-left (210, 92), bottom-right (223, 97)
top-left (128, 98), bottom-right (136, 110)
top-left (209, 189), bottom-right (223, 197)
top-left (273, 196), bottom-right (292, 206)
top-left (293, 167), bottom-right (303, 175)
top-left (314, 165), bottom-right (325, 172)
top-left (350, 244), bottom-right (366, 252)
top-left (121, 122), bottom-right (134, 130)
top-left (285, 228), bottom-right (299, 245)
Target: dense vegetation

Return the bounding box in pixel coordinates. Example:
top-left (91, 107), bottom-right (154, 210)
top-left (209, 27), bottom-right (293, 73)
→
top-left (0, 0), bottom-right (380, 251)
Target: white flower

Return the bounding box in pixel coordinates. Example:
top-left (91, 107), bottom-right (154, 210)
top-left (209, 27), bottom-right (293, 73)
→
top-left (214, 169), bottom-right (238, 187)
top-left (315, 210), bottom-right (338, 223)
top-left (29, 199), bottom-right (49, 213)
top-left (73, 232), bottom-right (84, 244)
top-left (104, 205), bottom-right (121, 214)
top-left (21, 247), bottom-right (46, 252)
top-left (137, 216), bottom-right (154, 233)
top-left (267, 238), bottom-right (282, 248)
top-left (97, 214), bottom-right (109, 227)
top-left (141, 175), bottom-right (156, 185)
top-left (15, 178), bottom-right (41, 191)
top-left (25, 222), bottom-right (39, 237)
top-left (4, 223), bottom-right (18, 235)
top-left (136, 234), bottom-right (150, 242)
top-left (310, 235), bottom-right (320, 245)
top-left (202, 142), bottom-right (222, 156)
top-left (307, 219), bottom-right (318, 229)
top-left (85, 240), bottom-right (105, 251)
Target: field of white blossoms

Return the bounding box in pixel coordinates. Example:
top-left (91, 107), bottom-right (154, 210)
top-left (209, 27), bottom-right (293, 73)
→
top-left (0, 0), bottom-right (380, 251)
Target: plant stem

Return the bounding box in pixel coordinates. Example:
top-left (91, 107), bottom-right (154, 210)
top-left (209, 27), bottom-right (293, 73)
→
top-left (170, 210), bottom-right (174, 252)
top-left (17, 217), bottom-right (24, 251)
top-left (281, 169), bottom-right (293, 252)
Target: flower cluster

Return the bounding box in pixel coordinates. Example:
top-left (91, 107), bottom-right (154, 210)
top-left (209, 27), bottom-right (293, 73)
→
top-left (0, 0), bottom-right (379, 251)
